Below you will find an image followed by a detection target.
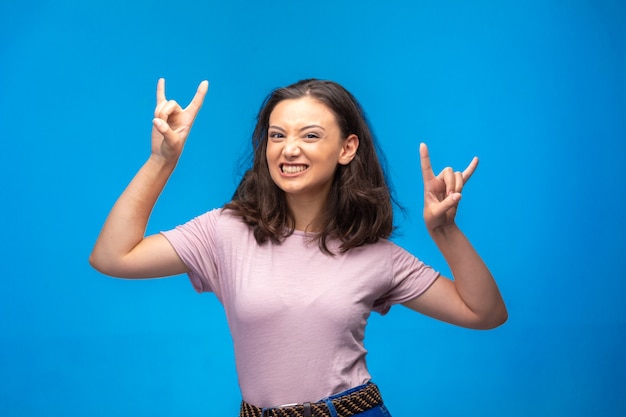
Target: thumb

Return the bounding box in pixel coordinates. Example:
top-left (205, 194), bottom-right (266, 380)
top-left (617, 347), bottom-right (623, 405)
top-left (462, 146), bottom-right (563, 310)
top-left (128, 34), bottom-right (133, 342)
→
top-left (153, 118), bottom-right (176, 140)
top-left (436, 192), bottom-right (462, 214)
top-left (153, 117), bottom-right (167, 132)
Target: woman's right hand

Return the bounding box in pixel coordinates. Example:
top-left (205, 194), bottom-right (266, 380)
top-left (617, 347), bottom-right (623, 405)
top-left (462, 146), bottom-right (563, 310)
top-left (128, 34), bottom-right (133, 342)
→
top-left (151, 78), bottom-right (209, 163)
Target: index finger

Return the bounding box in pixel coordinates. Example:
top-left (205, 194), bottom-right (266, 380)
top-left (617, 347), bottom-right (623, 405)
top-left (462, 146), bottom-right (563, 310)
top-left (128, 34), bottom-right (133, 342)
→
top-left (462, 156), bottom-right (479, 182)
top-left (419, 142), bottom-right (436, 182)
top-left (156, 78), bottom-right (166, 104)
top-left (185, 80), bottom-right (209, 113)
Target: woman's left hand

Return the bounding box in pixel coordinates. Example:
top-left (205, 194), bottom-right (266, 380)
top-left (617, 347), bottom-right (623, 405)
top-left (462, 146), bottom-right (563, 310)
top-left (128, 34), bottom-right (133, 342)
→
top-left (419, 143), bottom-right (478, 233)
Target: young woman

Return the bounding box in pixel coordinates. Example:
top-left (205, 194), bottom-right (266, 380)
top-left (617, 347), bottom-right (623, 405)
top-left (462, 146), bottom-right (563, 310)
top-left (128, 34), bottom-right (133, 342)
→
top-left (90, 78), bottom-right (507, 417)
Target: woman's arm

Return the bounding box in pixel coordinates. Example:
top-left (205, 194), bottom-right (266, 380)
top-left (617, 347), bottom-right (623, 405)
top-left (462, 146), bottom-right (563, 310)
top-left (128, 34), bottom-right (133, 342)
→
top-left (403, 143), bottom-right (507, 329)
top-left (89, 78), bottom-right (208, 279)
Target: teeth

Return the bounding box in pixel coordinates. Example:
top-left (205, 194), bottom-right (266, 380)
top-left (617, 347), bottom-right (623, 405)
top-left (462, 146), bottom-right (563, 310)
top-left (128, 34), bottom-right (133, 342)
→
top-left (282, 165), bottom-right (307, 173)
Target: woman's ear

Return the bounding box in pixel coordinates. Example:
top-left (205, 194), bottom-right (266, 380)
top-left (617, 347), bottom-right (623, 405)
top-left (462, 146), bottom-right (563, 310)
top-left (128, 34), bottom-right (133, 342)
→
top-left (338, 134), bottom-right (359, 165)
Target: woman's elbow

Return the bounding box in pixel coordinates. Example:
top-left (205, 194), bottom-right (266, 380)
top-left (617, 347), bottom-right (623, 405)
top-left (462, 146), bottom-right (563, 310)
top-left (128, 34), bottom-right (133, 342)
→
top-left (89, 252), bottom-right (108, 275)
top-left (88, 250), bottom-right (121, 277)
top-left (475, 303), bottom-right (508, 330)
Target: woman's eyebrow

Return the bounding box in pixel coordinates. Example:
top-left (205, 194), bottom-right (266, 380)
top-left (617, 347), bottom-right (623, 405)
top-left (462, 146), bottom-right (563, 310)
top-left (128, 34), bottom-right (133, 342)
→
top-left (268, 124), bottom-right (326, 132)
top-left (299, 124), bottom-right (325, 132)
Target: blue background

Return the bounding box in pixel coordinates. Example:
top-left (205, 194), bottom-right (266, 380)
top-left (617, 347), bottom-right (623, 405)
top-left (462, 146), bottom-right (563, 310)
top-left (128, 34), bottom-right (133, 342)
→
top-left (1, 0), bottom-right (625, 416)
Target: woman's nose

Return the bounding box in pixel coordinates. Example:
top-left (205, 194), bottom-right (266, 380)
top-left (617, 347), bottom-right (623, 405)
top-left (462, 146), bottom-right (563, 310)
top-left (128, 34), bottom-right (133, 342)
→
top-left (282, 137), bottom-right (301, 158)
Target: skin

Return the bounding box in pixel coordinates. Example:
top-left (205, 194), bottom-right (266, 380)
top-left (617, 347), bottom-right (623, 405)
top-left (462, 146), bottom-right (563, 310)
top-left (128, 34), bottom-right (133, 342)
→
top-left (89, 78), bottom-right (206, 278)
top-left (89, 79), bottom-right (507, 330)
top-left (266, 97), bottom-right (358, 231)
top-left (402, 144), bottom-right (507, 329)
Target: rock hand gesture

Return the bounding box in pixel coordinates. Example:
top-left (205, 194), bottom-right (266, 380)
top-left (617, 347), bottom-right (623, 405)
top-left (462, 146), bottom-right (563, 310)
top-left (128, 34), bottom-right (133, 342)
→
top-left (419, 143), bottom-right (478, 233)
top-left (90, 79), bottom-right (208, 279)
top-left (151, 78), bottom-right (208, 164)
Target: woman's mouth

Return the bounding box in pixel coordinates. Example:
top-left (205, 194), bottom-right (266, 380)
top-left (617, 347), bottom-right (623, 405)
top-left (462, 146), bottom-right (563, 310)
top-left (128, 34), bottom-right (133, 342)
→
top-left (281, 164), bottom-right (309, 174)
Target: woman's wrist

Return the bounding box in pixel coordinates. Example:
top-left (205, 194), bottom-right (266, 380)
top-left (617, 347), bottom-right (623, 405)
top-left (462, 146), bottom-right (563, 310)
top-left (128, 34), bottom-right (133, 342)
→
top-left (428, 222), bottom-right (461, 241)
top-left (147, 153), bottom-right (178, 173)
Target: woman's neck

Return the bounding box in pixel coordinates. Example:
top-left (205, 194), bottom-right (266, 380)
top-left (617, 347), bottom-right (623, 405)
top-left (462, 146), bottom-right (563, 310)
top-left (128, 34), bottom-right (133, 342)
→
top-left (286, 195), bottom-right (326, 232)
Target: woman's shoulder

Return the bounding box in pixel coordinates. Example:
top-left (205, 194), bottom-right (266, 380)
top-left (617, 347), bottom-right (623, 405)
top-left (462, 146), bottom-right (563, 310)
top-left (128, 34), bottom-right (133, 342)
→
top-left (172, 207), bottom-right (249, 237)
top-left (354, 237), bottom-right (399, 251)
top-left (343, 237), bottom-right (399, 260)
top-left (349, 238), bottom-right (423, 267)
top-left (199, 207), bottom-right (248, 229)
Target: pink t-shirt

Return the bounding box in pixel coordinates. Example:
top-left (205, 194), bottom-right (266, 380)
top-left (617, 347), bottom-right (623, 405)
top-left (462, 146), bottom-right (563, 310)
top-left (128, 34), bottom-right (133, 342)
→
top-left (162, 208), bottom-right (439, 407)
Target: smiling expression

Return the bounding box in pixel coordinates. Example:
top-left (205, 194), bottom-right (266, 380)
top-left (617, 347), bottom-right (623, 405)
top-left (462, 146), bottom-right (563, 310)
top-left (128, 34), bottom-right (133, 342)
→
top-left (266, 96), bottom-right (358, 206)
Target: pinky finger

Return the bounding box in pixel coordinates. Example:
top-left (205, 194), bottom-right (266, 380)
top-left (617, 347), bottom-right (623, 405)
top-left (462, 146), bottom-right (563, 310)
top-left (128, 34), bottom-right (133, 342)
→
top-left (462, 157), bottom-right (479, 182)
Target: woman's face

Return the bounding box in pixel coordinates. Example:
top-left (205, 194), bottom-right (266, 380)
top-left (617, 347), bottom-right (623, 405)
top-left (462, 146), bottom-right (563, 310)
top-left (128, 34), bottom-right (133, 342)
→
top-left (266, 96), bottom-right (358, 205)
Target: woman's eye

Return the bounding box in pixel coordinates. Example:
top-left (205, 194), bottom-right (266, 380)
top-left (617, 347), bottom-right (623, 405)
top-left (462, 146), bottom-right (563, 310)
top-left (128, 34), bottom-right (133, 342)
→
top-left (269, 132), bottom-right (284, 140)
top-left (304, 133), bottom-right (320, 139)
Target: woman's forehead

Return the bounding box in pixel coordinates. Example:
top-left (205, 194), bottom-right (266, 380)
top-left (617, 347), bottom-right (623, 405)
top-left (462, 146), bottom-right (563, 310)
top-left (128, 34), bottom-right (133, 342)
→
top-left (269, 97), bottom-right (337, 126)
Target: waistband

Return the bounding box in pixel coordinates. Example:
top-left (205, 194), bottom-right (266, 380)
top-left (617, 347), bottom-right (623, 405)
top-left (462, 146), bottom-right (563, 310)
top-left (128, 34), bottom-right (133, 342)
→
top-left (239, 383), bottom-right (383, 417)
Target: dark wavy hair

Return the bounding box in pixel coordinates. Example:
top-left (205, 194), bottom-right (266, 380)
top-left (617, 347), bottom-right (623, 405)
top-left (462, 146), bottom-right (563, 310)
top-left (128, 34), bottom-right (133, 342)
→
top-left (225, 79), bottom-right (397, 254)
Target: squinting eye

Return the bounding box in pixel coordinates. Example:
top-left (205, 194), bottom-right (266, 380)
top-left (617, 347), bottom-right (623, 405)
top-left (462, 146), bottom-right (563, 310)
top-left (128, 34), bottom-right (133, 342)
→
top-left (304, 133), bottom-right (320, 139)
top-left (269, 132), bottom-right (284, 140)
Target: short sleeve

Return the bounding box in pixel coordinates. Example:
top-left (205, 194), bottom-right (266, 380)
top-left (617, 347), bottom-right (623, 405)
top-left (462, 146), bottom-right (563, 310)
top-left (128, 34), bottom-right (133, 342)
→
top-left (160, 209), bottom-right (221, 294)
top-left (372, 243), bottom-right (440, 315)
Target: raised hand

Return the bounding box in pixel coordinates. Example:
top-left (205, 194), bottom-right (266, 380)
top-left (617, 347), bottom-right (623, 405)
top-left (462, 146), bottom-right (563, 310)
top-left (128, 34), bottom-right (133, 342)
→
top-left (419, 143), bottom-right (478, 232)
top-left (151, 78), bottom-right (209, 163)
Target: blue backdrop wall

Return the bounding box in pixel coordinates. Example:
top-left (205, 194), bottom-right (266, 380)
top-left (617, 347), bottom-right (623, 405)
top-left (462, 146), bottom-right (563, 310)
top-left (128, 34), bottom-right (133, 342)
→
top-left (1, 1), bottom-right (625, 416)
